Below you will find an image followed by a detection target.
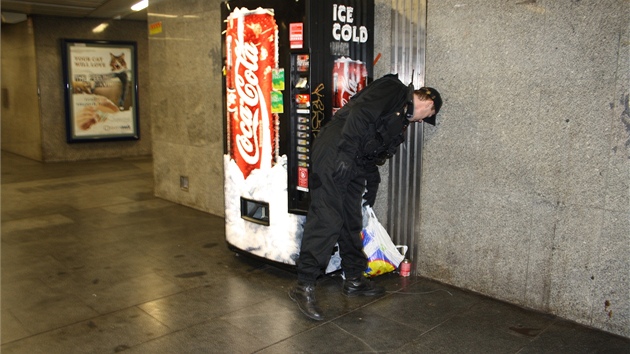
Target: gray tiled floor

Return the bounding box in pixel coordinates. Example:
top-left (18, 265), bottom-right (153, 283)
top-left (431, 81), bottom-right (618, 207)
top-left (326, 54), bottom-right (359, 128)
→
top-left (2, 151), bottom-right (629, 353)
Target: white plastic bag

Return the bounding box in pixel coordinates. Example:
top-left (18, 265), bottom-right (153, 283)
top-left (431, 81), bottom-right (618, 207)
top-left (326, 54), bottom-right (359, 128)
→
top-left (361, 205), bottom-right (407, 277)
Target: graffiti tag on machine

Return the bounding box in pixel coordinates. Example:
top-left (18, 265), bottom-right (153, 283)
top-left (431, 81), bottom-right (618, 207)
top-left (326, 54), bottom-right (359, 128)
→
top-left (311, 83), bottom-right (325, 137)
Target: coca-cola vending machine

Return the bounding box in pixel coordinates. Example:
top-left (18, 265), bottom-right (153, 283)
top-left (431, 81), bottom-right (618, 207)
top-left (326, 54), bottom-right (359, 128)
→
top-left (222, 0), bottom-right (374, 267)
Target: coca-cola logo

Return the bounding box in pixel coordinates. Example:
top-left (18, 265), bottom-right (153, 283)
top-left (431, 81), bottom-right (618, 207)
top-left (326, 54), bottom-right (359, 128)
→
top-left (233, 38), bottom-right (268, 166)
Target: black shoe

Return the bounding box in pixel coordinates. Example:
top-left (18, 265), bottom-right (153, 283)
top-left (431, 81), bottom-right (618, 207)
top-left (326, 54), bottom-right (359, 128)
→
top-left (289, 282), bottom-right (325, 321)
top-left (342, 276), bottom-right (385, 297)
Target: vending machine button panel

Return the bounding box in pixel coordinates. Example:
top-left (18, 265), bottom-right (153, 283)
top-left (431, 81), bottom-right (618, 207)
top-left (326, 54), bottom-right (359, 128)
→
top-left (289, 53), bottom-right (312, 208)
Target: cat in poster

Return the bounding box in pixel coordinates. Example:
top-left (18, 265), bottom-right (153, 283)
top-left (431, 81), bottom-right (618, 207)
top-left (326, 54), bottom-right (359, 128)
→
top-left (110, 53), bottom-right (129, 110)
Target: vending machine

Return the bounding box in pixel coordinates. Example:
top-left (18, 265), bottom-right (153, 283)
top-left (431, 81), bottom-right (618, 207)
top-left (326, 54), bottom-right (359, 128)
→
top-left (222, 0), bottom-right (374, 268)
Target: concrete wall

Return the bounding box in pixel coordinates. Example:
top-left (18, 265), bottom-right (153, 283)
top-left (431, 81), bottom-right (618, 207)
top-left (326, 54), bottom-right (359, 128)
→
top-left (1, 20), bottom-right (43, 161)
top-left (147, 0), bottom-right (225, 216)
top-left (421, 0), bottom-right (629, 338)
top-left (29, 16), bottom-right (150, 162)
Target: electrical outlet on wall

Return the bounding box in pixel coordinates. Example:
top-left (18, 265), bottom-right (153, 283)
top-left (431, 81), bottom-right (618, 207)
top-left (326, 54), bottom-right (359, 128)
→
top-left (180, 176), bottom-right (189, 191)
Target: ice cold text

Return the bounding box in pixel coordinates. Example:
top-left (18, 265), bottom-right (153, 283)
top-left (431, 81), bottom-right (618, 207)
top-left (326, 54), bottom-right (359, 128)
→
top-left (332, 4), bottom-right (368, 43)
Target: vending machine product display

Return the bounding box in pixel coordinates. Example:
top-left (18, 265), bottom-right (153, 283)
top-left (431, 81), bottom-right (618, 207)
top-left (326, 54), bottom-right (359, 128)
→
top-left (222, 0), bottom-right (374, 267)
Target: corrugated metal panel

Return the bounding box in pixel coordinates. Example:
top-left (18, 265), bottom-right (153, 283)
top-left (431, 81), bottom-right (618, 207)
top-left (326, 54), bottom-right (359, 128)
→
top-left (387, 0), bottom-right (426, 275)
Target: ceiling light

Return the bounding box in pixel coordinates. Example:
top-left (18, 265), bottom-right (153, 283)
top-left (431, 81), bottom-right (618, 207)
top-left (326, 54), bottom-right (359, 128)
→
top-left (148, 13), bottom-right (178, 18)
top-left (131, 0), bottom-right (148, 12)
top-left (92, 22), bottom-right (109, 33)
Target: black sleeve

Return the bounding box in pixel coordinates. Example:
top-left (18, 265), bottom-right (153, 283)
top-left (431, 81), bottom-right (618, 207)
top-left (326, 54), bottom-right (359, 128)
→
top-left (337, 76), bottom-right (407, 158)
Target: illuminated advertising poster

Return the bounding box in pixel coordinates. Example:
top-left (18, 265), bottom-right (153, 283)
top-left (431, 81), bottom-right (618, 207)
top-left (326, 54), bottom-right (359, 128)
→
top-left (62, 39), bottom-right (139, 142)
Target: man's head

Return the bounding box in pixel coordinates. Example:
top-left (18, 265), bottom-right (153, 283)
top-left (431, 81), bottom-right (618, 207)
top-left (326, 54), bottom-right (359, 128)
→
top-left (409, 87), bottom-right (442, 124)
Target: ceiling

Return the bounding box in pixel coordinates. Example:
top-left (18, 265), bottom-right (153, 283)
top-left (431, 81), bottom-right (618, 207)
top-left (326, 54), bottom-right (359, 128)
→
top-left (1, 0), bottom-right (148, 22)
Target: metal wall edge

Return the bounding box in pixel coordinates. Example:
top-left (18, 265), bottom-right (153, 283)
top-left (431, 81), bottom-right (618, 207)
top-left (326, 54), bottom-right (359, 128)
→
top-left (387, 0), bottom-right (427, 275)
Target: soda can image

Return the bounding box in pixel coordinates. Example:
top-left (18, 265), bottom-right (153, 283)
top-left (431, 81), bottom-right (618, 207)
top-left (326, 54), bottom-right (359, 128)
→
top-left (332, 57), bottom-right (368, 113)
top-left (352, 59), bottom-right (368, 93)
top-left (225, 7), bottom-right (278, 179)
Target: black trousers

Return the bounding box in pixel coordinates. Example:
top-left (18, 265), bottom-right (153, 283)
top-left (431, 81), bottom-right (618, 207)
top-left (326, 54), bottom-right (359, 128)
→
top-left (296, 119), bottom-right (367, 283)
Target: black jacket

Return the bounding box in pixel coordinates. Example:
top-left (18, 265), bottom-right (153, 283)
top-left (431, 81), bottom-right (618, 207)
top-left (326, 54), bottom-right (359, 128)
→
top-left (332, 74), bottom-right (412, 167)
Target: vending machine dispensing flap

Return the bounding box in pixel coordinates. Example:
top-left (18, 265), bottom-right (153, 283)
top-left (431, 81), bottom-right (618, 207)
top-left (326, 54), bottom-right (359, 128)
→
top-left (240, 197), bottom-right (270, 226)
